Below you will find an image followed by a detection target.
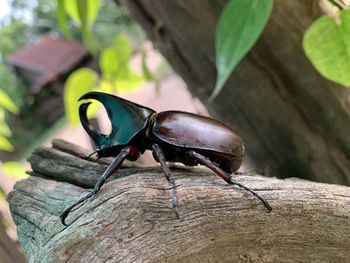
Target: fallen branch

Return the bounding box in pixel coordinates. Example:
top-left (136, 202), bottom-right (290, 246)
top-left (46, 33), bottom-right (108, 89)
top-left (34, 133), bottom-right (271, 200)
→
top-left (8, 139), bottom-right (350, 262)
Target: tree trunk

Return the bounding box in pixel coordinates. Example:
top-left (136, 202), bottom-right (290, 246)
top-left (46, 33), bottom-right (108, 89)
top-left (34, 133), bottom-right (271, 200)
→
top-left (120, 0), bottom-right (350, 185)
top-left (7, 139), bottom-right (350, 262)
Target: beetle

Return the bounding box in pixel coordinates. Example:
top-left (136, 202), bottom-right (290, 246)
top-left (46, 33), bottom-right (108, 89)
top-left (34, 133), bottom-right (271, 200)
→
top-left (60, 91), bottom-right (271, 225)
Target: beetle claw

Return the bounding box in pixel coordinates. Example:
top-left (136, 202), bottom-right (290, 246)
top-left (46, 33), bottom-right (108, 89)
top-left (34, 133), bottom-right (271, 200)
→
top-left (228, 178), bottom-right (272, 213)
top-left (60, 191), bottom-right (94, 226)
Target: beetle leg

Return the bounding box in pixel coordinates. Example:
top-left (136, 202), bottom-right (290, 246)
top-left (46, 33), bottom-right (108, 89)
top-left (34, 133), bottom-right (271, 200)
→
top-left (91, 146), bottom-right (132, 195)
top-left (187, 150), bottom-right (272, 213)
top-left (152, 143), bottom-right (180, 219)
top-left (60, 146), bottom-right (132, 226)
top-left (60, 192), bottom-right (93, 226)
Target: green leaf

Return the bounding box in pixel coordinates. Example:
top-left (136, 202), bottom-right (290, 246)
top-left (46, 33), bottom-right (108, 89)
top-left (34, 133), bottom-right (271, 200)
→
top-left (99, 79), bottom-right (114, 94)
top-left (64, 68), bottom-right (99, 125)
top-left (99, 35), bottom-right (143, 93)
top-left (0, 121), bottom-right (11, 137)
top-left (76, 0), bottom-right (91, 51)
top-left (100, 35), bottom-right (132, 81)
top-left (211, 0), bottom-right (273, 100)
top-left (0, 89), bottom-right (19, 114)
top-left (65, 0), bottom-right (100, 52)
top-left (65, 0), bottom-right (80, 23)
top-left (100, 46), bottom-right (120, 80)
top-left (303, 9), bottom-right (350, 87)
top-left (0, 134), bottom-right (13, 152)
top-left (0, 109), bottom-right (11, 136)
top-left (86, 0), bottom-right (100, 28)
top-left (66, 0), bottom-right (100, 28)
top-left (0, 109), bottom-right (4, 119)
top-left (113, 35), bottom-right (132, 62)
top-left (114, 68), bottom-right (144, 92)
top-left (57, 0), bottom-right (72, 39)
top-left (76, 0), bottom-right (88, 30)
top-left (2, 161), bottom-right (28, 179)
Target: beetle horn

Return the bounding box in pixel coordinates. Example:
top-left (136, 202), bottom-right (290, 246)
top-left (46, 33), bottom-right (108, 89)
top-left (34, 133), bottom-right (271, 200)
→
top-left (79, 92), bottom-right (155, 145)
top-left (79, 102), bottom-right (109, 148)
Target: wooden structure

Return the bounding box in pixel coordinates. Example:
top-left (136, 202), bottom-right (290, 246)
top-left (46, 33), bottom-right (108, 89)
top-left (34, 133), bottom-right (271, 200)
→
top-left (8, 35), bottom-right (89, 96)
top-left (7, 140), bottom-right (350, 262)
top-left (8, 35), bottom-right (92, 125)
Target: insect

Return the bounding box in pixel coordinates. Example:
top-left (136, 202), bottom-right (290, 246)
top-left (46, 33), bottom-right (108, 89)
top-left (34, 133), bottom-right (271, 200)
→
top-left (60, 92), bottom-right (271, 225)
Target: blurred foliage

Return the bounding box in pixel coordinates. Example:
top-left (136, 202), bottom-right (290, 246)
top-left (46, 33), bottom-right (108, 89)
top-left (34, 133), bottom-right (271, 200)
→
top-left (2, 161), bottom-right (28, 179)
top-left (0, 0), bottom-right (145, 100)
top-left (64, 35), bottom-right (145, 125)
top-left (56, 0), bottom-right (144, 52)
top-left (0, 90), bottom-right (19, 115)
top-left (0, 111), bottom-right (11, 137)
top-left (303, 6), bottom-right (350, 87)
top-left (99, 35), bottom-right (144, 92)
top-left (0, 135), bottom-right (13, 152)
top-left (0, 21), bottom-right (27, 58)
top-left (59, 0), bottom-right (100, 52)
top-left (64, 68), bottom-right (99, 125)
top-left (0, 0), bottom-right (146, 161)
top-left (0, 0), bottom-right (58, 156)
top-left (0, 92), bottom-right (18, 151)
top-left (100, 35), bottom-right (132, 81)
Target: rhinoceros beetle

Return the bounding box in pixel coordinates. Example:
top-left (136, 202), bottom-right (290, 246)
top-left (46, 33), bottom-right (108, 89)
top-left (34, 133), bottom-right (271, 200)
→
top-left (60, 91), bottom-right (271, 225)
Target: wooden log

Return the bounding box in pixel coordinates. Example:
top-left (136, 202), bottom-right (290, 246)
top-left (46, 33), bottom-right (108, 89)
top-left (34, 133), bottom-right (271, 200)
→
top-left (8, 140), bottom-right (350, 262)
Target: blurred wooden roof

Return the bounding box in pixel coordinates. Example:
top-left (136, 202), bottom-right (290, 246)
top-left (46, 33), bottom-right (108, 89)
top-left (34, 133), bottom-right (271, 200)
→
top-left (8, 36), bottom-right (89, 95)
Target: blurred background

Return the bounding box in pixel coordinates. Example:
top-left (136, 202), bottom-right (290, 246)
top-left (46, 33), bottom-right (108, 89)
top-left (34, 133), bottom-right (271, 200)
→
top-left (0, 0), bottom-right (208, 258)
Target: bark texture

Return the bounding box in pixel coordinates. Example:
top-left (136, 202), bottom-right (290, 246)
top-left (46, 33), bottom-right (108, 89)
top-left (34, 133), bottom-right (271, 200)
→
top-left (120, 0), bottom-right (350, 185)
top-left (7, 140), bottom-right (350, 262)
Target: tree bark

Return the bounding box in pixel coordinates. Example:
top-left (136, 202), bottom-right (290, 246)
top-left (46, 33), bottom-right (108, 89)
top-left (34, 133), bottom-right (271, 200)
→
top-left (120, 0), bottom-right (350, 185)
top-left (7, 139), bottom-right (350, 262)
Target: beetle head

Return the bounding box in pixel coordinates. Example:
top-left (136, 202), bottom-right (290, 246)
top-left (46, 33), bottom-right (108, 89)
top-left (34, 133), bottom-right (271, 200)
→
top-left (78, 92), bottom-right (155, 153)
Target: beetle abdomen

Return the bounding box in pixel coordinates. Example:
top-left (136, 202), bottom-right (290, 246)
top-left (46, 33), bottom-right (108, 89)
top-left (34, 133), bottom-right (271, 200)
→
top-left (152, 111), bottom-right (244, 159)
